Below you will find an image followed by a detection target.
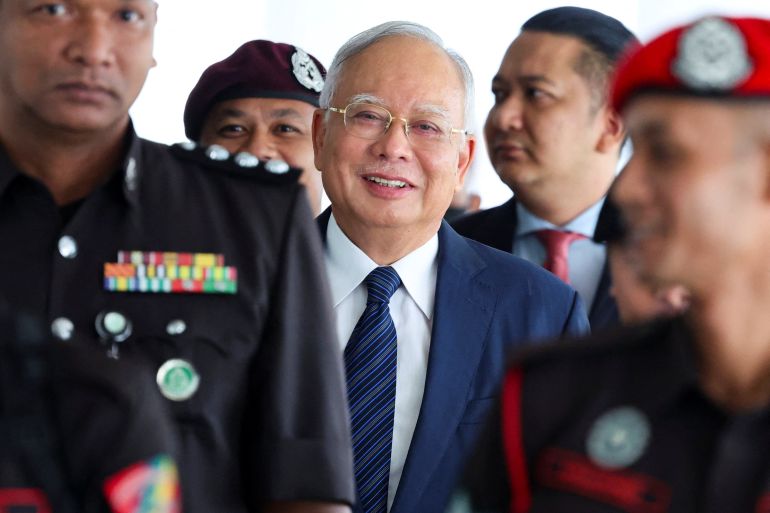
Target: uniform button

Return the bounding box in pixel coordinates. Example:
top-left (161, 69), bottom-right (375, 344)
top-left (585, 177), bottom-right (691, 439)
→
top-left (205, 144), bottom-right (230, 161)
top-left (95, 310), bottom-right (132, 342)
top-left (58, 236), bottom-right (78, 259)
top-left (234, 152), bottom-right (259, 168)
top-left (166, 319), bottom-right (187, 336)
top-left (265, 159), bottom-right (290, 174)
top-left (124, 157), bottom-right (138, 192)
top-left (178, 141), bottom-right (197, 151)
top-left (51, 317), bottom-right (74, 341)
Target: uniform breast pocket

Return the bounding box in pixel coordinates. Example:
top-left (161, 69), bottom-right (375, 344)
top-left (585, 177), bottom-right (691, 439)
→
top-left (104, 295), bottom-right (262, 425)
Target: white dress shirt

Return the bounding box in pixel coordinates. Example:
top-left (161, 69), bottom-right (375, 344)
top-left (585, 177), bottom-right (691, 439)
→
top-left (513, 199), bottom-right (607, 311)
top-left (325, 214), bottom-right (437, 511)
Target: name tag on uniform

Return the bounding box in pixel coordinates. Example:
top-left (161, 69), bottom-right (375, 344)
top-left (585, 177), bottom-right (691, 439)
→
top-left (103, 251), bottom-right (237, 294)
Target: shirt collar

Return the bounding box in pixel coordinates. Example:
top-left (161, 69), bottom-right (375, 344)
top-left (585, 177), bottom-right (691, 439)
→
top-left (0, 120), bottom-right (144, 207)
top-left (118, 121), bottom-right (144, 208)
top-left (325, 213), bottom-right (438, 319)
top-left (516, 196), bottom-right (606, 238)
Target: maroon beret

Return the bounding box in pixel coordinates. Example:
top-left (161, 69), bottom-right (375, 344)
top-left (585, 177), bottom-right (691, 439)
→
top-left (184, 40), bottom-right (326, 141)
top-left (612, 16), bottom-right (770, 113)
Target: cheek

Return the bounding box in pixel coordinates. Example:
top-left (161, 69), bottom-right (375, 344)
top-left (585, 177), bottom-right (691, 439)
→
top-left (277, 137), bottom-right (316, 170)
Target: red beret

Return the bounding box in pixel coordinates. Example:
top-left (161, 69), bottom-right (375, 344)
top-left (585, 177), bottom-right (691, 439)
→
top-left (611, 16), bottom-right (770, 112)
top-left (184, 40), bottom-right (326, 141)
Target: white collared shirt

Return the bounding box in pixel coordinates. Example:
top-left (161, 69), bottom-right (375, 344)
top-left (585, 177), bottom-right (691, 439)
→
top-left (325, 214), bottom-right (438, 511)
top-left (513, 198), bottom-right (607, 311)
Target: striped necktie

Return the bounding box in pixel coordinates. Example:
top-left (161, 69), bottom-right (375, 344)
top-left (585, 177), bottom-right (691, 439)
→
top-left (344, 266), bottom-right (401, 513)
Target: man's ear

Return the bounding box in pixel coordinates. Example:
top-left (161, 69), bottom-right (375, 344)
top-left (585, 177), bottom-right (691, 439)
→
top-left (596, 107), bottom-right (625, 154)
top-left (312, 109), bottom-right (327, 171)
top-left (455, 134), bottom-right (476, 190)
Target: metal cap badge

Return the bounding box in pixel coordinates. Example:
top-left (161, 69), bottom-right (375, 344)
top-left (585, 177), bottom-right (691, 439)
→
top-left (292, 47), bottom-right (324, 93)
top-left (672, 17), bottom-right (753, 91)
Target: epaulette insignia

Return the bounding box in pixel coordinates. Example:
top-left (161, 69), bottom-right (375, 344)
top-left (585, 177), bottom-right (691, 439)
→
top-left (170, 142), bottom-right (301, 184)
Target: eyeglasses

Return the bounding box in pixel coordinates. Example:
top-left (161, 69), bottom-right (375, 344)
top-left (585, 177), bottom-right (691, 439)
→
top-left (327, 102), bottom-right (470, 150)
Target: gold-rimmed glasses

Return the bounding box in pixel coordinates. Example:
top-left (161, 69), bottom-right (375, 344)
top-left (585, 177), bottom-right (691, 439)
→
top-left (327, 102), bottom-right (470, 150)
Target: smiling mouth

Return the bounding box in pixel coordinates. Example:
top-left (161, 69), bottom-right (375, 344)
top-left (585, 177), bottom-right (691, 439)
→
top-left (365, 176), bottom-right (409, 188)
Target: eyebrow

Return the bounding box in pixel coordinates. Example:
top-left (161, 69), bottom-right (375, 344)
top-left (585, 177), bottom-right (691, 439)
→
top-left (347, 93), bottom-right (451, 119)
top-left (212, 107), bottom-right (304, 121)
top-left (269, 108), bottom-right (303, 120)
top-left (492, 74), bottom-right (558, 87)
top-left (632, 119), bottom-right (669, 140)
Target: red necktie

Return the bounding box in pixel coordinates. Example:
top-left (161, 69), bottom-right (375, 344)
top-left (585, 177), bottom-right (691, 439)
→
top-left (535, 229), bottom-right (586, 284)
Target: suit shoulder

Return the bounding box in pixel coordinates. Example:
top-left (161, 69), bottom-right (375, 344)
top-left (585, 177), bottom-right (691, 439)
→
top-left (451, 201), bottom-right (513, 236)
top-left (142, 140), bottom-right (302, 188)
top-left (464, 236), bottom-right (575, 293)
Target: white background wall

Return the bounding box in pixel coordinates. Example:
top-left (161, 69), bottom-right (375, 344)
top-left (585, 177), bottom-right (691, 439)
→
top-left (132, 0), bottom-right (770, 209)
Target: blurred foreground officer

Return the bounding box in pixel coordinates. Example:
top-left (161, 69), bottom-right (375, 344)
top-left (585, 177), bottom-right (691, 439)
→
top-left (185, 40), bottom-right (326, 213)
top-left (313, 21), bottom-right (588, 513)
top-left (0, 1), bottom-right (353, 512)
top-left (456, 15), bottom-right (770, 513)
top-left (452, 7), bottom-right (638, 329)
top-left (0, 304), bottom-right (179, 513)
top-left (593, 197), bottom-right (689, 324)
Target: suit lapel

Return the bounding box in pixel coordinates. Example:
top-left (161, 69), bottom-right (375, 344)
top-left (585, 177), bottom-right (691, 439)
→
top-left (391, 223), bottom-right (496, 512)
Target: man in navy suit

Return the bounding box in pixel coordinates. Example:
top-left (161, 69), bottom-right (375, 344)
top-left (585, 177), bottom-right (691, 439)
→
top-left (312, 21), bottom-right (589, 513)
top-left (452, 7), bottom-right (638, 329)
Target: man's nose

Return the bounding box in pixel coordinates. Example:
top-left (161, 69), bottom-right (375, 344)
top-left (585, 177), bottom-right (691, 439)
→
top-left (64, 15), bottom-right (116, 68)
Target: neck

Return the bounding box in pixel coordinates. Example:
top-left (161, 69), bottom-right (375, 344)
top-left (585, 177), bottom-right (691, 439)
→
top-left (513, 160), bottom-right (616, 226)
top-left (690, 266), bottom-right (770, 412)
top-left (0, 112), bottom-right (128, 206)
top-left (333, 213), bottom-right (440, 265)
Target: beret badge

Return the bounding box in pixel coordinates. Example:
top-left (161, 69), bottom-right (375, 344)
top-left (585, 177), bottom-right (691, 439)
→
top-left (292, 47), bottom-right (324, 93)
top-left (672, 17), bottom-right (753, 91)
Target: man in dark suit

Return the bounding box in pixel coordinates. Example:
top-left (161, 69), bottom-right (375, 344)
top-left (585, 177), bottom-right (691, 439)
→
top-left (312, 21), bottom-right (589, 513)
top-left (452, 7), bottom-right (638, 329)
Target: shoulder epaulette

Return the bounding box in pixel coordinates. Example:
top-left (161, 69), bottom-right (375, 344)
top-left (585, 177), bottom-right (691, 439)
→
top-left (169, 142), bottom-right (301, 185)
top-left (511, 317), bottom-right (678, 369)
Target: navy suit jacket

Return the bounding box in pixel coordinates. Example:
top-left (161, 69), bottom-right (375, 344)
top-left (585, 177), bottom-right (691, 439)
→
top-left (451, 197), bottom-right (619, 330)
top-left (318, 210), bottom-right (589, 513)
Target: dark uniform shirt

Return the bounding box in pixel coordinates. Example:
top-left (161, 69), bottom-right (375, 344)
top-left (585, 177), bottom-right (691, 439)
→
top-left (0, 127), bottom-right (355, 511)
top-left (0, 309), bottom-right (179, 513)
top-left (458, 317), bottom-right (770, 513)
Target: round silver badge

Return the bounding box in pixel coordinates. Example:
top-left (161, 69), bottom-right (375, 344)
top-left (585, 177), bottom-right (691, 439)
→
top-left (291, 47), bottom-right (324, 93)
top-left (264, 159), bottom-right (290, 175)
top-left (586, 406), bottom-right (651, 469)
top-left (205, 144), bottom-right (230, 161)
top-left (234, 152), bottom-right (259, 168)
top-left (672, 17), bottom-right (753, 90)
top-left (156, 358), bottom-right (200, 401)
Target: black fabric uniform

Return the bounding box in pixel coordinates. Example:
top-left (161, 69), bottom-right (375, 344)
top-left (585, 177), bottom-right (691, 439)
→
top-left (0, 126), bottom-right (355, 511)
top-left (459, 317), bottom-right (770, 513)
top-left (0, 308), bottom-right (178, 513)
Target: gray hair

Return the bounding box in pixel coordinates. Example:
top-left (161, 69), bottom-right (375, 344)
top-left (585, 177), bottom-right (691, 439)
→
top-left (320, 21), bottom-right (475, 128)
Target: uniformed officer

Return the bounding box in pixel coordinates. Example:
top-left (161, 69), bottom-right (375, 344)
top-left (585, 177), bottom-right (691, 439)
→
top-left (184, 40), bottom-right (326, 214)
top-left (0, 303), bottom-right (180, 513)
top-left (455, 15), bottom-right (770, 513)
top-left (0, 1), bottom-right (353, 512)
